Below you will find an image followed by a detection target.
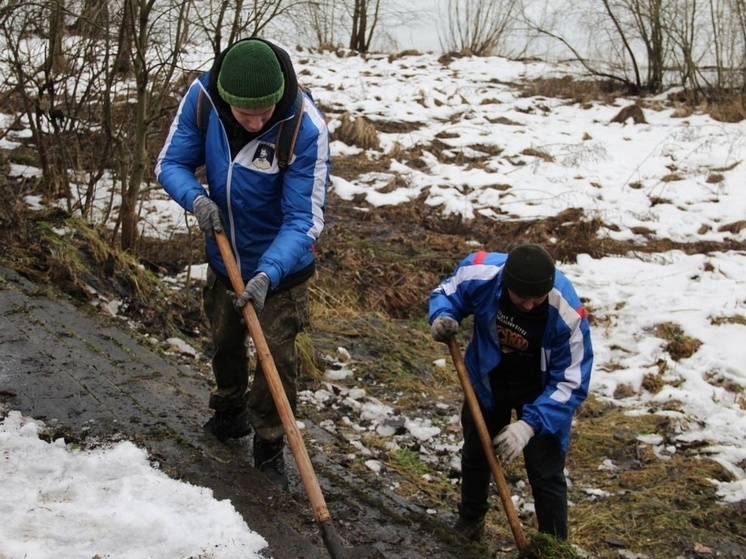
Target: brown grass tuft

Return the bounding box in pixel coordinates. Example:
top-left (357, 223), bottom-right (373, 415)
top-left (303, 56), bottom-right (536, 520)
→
top-left (611, 104), bottom-right (647, 124)
top-left (708, 99), bottom-right (746, 123)
top-left (519, 77), bottom-right (624, 104)
top-left (717, 220), bottom-right (746, 234)
top-left (522, 147), bottom-right (555, 163)
top-left (335, 112), bottom-right (381, 150)
top-left (650, 322), bottom-right (702, 361)
top-left (613, 384), bottom-right (637, 399)
top-left (709, 314), bottom-right (746, 326)
top-left (641, 371), bottom-right (665, 394)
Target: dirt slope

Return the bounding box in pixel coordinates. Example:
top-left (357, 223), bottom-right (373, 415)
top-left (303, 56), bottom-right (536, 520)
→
top-left (0, 265), bottom-right (512, 559)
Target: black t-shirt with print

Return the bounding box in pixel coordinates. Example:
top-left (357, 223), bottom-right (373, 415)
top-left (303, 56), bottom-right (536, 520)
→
top-left (490, 292), bottom-right (548, 400)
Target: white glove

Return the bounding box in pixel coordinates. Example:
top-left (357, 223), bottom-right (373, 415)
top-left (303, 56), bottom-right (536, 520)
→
top-left (492, 420), bottom-right (534, 463)
top-left (431, 316), bottom-right (459, 343)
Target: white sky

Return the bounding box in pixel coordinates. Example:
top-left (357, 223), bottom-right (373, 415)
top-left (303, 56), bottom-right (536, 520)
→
top-left (2, 44), bottom-right (746, 558)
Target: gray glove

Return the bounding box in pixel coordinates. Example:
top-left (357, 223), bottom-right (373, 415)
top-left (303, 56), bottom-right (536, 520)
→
top-left (235, 272), bottom-right (270, 314)
top-left (192, 195), bottom-right (222, 236)
top-left (493, 420), bottom-right (534, 463)
top-left (431, 315), bottom-right (459, 343)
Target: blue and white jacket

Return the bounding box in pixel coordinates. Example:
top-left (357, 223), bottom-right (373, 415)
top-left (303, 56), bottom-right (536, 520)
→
top-left (155, 39), bottom-right (330, 289)
top-left (429, 250), bottom-right (593, 453)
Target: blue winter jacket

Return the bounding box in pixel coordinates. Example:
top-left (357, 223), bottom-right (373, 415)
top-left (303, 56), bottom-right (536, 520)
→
top-left (429, 251), bottom-right (593, 453)
top-left (155, 42), bottom-right (330, 288)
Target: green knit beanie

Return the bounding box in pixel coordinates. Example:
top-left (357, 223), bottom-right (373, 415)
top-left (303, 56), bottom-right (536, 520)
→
top-left (217, 40), bottom-right (285, 109)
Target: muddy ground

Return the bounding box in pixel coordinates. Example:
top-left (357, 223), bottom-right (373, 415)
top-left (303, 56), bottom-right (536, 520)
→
top-left (0, 264), bottom-right (515, 559)
top-left (2, 190), bottom-right (746, 559)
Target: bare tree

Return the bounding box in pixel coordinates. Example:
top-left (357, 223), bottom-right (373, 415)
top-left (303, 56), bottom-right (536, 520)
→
top-left (0, 0), bottom-right (195, 251)
top-left (519, 1), bottom-right (644, 92)
top-left (441, 0), bottom-right (519, 56)
top-left (520, 0), bottom-right (670, 93)
top-left (46, 0), bottom-right (66, 75)
top-left (0, 1), bottom-right (91, 200)
top-left (204, 0), bottom-right (246, 56)
top-left (303, 0), bottom-right (342, 48)
top-left (278, 0), bottom-right (417, 53)
top-left (349, 0), bottom-right (380, 52)
top-left (697, 0), bottom-right (746, 99)
top-left (189, 0), bottom-right (306, 56)
top-left (731, 0), bottom-right (746, 100)
top-left (69, 0), bottom-right (109, 38)
top-left (624, 0), bottom-right (666, 91)
top-left (665, 0), bottom-right (702, 97)
top-left (116, 0), bottom-right (189, 252)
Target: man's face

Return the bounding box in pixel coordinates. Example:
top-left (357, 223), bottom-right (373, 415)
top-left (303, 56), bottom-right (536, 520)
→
top-left (230, 105), bottom-right (275, 133)
top-left (507, 289), bottom-right (548, 313)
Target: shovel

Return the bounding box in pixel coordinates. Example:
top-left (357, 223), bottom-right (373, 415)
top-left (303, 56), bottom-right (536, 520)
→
top-left (447, 337), bottom-right (528, 551)
top-left (214, 230), bottom-right (382, 559)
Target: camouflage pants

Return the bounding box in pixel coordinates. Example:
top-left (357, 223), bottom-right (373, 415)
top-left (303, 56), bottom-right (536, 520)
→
top-left (202, 266), bottom-right (309, 441)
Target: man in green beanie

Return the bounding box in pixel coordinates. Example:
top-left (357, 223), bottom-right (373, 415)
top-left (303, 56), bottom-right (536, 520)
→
top-left (155, 38), bottom-right (330, 491)
top-left (429, 244), bottom-right (593, 542)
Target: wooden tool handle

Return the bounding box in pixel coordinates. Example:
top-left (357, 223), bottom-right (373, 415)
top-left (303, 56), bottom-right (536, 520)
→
top-left (448, 337), bottom-right (527, 550)
top-left (215, 231), bottom-right (331, 524)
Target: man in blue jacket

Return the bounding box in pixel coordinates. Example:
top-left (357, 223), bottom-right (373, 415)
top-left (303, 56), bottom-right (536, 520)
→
top-left (155, 38), bottom-right (330, 490)
top-left (429, 244), bottom-right (593, 541)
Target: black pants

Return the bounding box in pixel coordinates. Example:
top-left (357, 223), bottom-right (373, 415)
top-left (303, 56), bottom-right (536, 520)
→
top-left (202, 266), bottom-right (309, 441)
top-left (458, 388), bottom-right (568, 539)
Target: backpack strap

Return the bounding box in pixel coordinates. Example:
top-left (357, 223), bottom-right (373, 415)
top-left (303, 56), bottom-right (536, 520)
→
top-left (196, 87), bottom-right (210, 135)
top-left (197, 85), bottom-right (305, 168)
top-left (276, 86), bottom-right (306, 171)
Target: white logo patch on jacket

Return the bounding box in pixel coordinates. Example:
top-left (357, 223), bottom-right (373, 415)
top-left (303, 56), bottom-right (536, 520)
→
top-left (252, 142), bottom-right (276, 170)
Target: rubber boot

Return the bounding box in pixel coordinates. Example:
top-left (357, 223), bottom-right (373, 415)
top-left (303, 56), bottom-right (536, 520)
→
top-left (204, 405), bottom-right (252, 442)
top-left (253, 435), bottom-right (289, 490)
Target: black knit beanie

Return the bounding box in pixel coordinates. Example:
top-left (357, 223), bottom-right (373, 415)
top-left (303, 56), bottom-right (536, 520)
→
top-left (218, 40), bottom-right (285, 109)
top-left (502, 244), bottom-right (556, 296)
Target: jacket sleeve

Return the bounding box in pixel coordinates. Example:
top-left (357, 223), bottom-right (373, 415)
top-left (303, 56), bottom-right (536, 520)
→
top-left (154, 79), bottom-right (210, 212)
top-left (256, 102), bottom-right (330, 286)
top-left (428, 254), bottom-right (479, 324)
top-left (521, 282), bottom-right (593, 447)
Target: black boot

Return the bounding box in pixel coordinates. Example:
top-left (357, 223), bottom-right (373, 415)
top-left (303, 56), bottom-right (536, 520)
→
top-left (253, 435), bottom-right (288, 490)
top-left (204, 406), bottom-right (252, 442)
top-left (453, 514), bottom-right (486, 542)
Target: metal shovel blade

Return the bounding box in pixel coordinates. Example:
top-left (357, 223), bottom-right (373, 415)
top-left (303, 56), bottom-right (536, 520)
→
top-left (320, 520), bottom-right (384, 559)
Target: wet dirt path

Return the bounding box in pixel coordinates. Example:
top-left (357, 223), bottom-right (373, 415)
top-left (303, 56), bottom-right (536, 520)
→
top-left (0, 267), bottom-right (500, 559)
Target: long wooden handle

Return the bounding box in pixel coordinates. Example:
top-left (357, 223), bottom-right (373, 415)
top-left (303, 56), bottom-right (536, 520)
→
top-left (214, 231), bottom-right (331, 524)
top-left (448, 337), bottom-right (527, 550)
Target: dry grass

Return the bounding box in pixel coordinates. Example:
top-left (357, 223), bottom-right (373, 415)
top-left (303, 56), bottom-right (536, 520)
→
top-left (522, 147), bottom-right (555, 163)
top-left (330, 151), bottom-right (389, 181)
top-left (718, 220), bottom-right (746, 234)
top-left (335, 112), bottom-right (381, 150)
top-left (649, 322), bottom-right (703, 361)
top-left (519, 533), bottom-right (580, 558)
top-left (708, 99), bottom-right (746, 123)
top-left (519, 77), bottom-right (625, 105)
top-left (6, 214), bottom-right (159, 303)
top-left (710, 314), bottom-right (746, 326)
top-left (610, 104), bottom-right (647, 124)
top-left (562, 400), bottom-right (745, 557)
